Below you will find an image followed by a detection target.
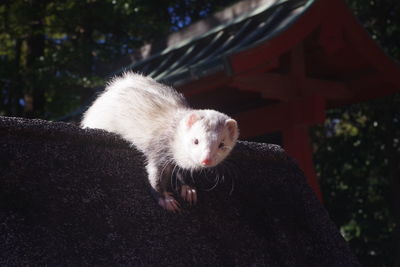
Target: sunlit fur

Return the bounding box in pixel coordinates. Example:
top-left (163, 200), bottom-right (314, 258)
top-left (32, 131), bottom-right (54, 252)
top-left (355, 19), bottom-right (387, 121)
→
top-left (173, 109), bottom-right (239, 170)
top-left (81, 72), bottom-right (239, 199)
top-left (81, 72), bottom-right (189, 153)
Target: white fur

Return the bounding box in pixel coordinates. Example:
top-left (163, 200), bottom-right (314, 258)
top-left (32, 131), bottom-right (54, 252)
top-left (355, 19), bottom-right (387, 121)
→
top-left (81, 72), bottom-right (239, 207)
top-left (172, 109), bottom-right (239, 169)
top-left (81, 72), bottom-right (189, 153)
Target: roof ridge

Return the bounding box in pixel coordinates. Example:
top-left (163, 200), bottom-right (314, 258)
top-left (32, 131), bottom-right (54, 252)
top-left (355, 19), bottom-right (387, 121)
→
top-left (114, 0), bottom-right (297, 77)
top-left (132, 0), bottom-right (287, 64)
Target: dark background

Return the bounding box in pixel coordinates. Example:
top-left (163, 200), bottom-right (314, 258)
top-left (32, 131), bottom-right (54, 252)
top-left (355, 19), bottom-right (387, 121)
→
top-left (0, 0), bottom-right (399, 266)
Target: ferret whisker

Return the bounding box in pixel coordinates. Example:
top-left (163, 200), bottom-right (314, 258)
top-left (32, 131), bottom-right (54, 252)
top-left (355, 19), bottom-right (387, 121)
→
top-left (222, 160), bottom-right (237, 195)
top-left (204, 172), bottom-right (220, 192)
top-left (215, 174), bottom-right (220, 191)
top-left (170, 162), bottom-right (179, 192)
top-left (216, 166), bottom-right (224, 183)
top-left (80, 72), bottom-right (239, 211)
top-left (210, 168), bottom-right (215, 181)
top-left (216, 172), bottom-right (221, 189)
top-left (167, 161), bottom-right (174, 190)
top-left (174, 167), bottom-right (179, 193)
top-left (160, 160), bottom-right (171, 183)
top-left (222, 159), bottom-right (236, 174)
top-left (214, 162), bottom-right (232, 195)
top-left (214, 169), bottom-right (220, 182)
top-left (229, 174), bottom-right (235, 195)
top-left (190, 168), bottom-right (195, 184)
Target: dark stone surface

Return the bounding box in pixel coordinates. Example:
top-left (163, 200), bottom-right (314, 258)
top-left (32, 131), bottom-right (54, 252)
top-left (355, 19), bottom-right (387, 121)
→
top-left (0, 116), bottom-right (360, 266)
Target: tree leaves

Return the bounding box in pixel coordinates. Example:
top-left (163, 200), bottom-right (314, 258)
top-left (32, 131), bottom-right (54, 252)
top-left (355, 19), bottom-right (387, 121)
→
top-left (312, 96), bottom-right (400, 267)
top-left (312, 2), bottom-right (400, 265)
top-left (0, 0), bottom-right (238, 119)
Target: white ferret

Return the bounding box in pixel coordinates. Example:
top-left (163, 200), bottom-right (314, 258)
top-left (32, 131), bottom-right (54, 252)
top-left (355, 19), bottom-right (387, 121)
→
top-left (81, 72), bottom-right (239, 212)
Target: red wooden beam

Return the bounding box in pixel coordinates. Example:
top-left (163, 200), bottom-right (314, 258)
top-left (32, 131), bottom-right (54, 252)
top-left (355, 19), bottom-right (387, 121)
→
top-left (235, 94), bottom-right (325, 138)
top-left (231, 72), bottom-right (351, 101)
top-left (318, 2), bottom-right (346, 55)
top-left (231, 73), bottom-right (294, 101)
top-left (234, 94), bottom-right (325, 201)
top-left (179, 71), bottom-right (231, 97)
top-left (303, 78), bottom-right (353, 99)
top-left (283, 124), bottom-right (323, 201)
top-left (333, 0), bottom-right (400, 82)
top-left (228, 0), bottom-right (326, 74)
top-left (290, 42), bottom-right (306, 80)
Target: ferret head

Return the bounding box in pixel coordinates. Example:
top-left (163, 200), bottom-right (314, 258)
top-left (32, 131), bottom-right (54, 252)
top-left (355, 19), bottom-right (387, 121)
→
top-left (173, 110), bottom-right (239, 170)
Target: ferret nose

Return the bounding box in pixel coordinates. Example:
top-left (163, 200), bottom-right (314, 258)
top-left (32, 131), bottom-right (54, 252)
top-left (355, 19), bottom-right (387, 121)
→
top-left (201, 159), bottom-right (212, 166)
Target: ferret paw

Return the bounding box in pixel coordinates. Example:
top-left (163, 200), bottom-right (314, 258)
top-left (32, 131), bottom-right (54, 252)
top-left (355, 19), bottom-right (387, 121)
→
top-left (180, 185), bottom-right (197, 205)
top-left (158, 192), bottom-right (181, 212)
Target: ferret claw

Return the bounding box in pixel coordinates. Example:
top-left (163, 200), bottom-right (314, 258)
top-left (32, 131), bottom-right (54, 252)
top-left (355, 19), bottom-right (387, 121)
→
top-left (181, 185), bottom-right (197, 205)
top-left (158, 192), bottom-right (181, 212)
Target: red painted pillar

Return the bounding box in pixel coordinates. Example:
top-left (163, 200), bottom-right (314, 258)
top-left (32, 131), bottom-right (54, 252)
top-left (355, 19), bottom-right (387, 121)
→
top-left (283, 124), bottom-right (323, 201)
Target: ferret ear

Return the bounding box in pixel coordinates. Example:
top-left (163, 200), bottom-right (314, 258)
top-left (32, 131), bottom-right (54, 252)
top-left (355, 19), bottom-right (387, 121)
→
top-left (225, 119), bottom-right (239, 141)
top-left (186, 113), bottom-right (199, 128)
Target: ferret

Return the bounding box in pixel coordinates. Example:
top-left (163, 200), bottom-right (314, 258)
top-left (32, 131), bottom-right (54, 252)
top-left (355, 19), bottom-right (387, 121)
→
top-left (81, 72), bottom-right (239, 212)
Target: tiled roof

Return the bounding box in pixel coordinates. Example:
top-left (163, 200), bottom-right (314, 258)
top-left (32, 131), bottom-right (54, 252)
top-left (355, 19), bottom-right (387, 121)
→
top-left (117, 0), bottom-right (313, 86)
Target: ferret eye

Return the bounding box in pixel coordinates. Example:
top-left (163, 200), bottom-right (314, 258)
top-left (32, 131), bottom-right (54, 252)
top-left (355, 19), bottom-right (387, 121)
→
top-left (194, 139), bottom-right (199, 145)
top-left (218, 142), bottom-right (225, 149)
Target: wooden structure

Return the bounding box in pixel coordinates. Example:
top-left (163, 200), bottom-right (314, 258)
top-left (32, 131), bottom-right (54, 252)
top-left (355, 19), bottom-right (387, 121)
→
top-left (100, 0), bottom-right (400, 199)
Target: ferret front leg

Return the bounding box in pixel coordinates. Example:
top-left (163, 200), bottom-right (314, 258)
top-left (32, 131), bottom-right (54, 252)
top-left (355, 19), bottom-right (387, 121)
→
top-left (146, 160), bottom-right (180, 212)
top-left (176, 171), bottom-right (197, 205)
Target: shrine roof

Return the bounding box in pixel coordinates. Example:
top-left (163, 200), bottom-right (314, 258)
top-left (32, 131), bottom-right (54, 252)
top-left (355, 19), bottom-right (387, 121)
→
top-left (112, 0), bottom-right (400, 107)
top-left (61, 0), bottom-right (400, 122)
top-left (116, 0), bottom-right (314, 86)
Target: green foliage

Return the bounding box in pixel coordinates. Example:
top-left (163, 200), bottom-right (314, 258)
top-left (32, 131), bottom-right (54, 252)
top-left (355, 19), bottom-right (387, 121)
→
top-left (0, 0), bottom-right (237, 119)
top-left (312, 94), bottom-right (400, 266)
top-left (345, 0), bottom-right (400, 60)
top-left (312, 2), bottom-right (400, 265)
